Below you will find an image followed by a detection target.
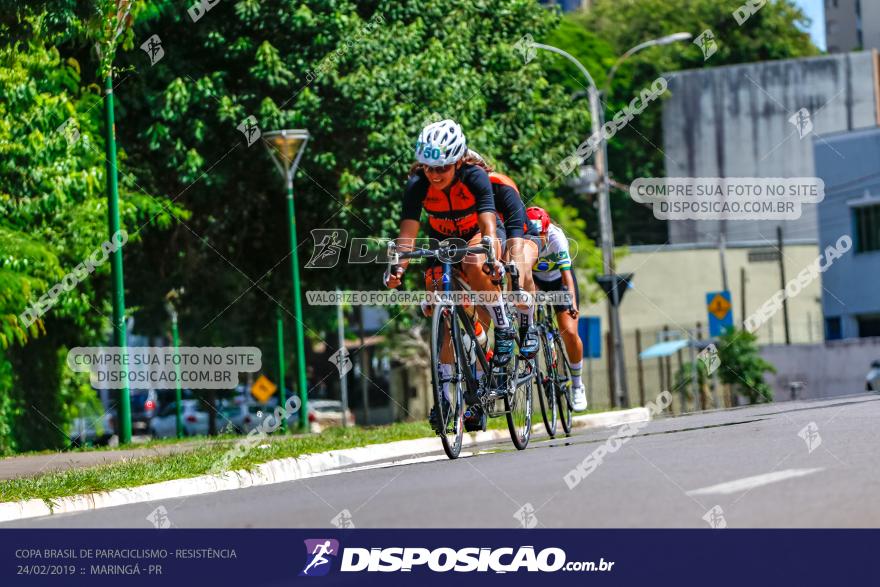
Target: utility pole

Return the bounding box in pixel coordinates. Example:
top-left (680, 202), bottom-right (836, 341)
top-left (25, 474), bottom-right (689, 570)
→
top-left (719, 232), bottom-right (730, 293)
top-left (276, 307), bottom-right (287, 433)
top-left (777, 226), bottom-right (791, 344)
top-left (740, 267), bottom-right (747, 328)
top-left (359, 305), bottom-right (370, 425)
top-left (590, 87), bottom-right (629, 409)
top-left (337, 290), bottom-right (349, 428)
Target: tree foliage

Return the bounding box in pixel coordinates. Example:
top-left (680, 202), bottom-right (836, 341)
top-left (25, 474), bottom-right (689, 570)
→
top-left (715, 328), bottom-right (776, 403)
top-left (0, 0), bottom-right (605, 451)
top-left (0, 14), bottom-right (177, 452)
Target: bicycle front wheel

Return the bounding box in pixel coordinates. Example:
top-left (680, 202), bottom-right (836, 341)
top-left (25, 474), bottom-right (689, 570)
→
top-left (430, 304), bottom-right (465, 459)
top-left (505, 355), bottom-right (533, 450)
top-left (554, 335), bottom-right (574, 435)
top-left (536, 327), bottom-right (558, 438)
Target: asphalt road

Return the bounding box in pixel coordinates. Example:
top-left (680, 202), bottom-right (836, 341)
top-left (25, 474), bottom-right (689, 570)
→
top-left (6, 394), bottom-right (880, 528)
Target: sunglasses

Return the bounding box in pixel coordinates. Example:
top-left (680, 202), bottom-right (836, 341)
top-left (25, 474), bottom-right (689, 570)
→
top-left (423, 164), bottom-right (454, 174)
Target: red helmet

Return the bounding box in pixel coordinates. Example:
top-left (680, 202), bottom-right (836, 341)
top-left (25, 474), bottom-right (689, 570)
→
top-left (526, 206), bottom-right (551, 234)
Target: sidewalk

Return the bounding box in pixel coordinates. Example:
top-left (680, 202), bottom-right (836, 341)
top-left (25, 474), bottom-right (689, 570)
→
top-left (0, 440), bottom-right (210, 481)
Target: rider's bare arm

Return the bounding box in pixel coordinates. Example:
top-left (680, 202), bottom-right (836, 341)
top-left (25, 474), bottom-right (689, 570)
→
top-left (561, 269), bottom-right (579, 317)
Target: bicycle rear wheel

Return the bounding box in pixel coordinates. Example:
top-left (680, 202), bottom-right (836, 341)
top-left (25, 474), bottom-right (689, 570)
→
top-left (554, 335), bottom-right (574, 435)
top-left (430, 304), bottom-right (466, 459)
top-left (536, 326), bottom-right (558, 438)
top-left (504, 354), bottom-right (533, 450)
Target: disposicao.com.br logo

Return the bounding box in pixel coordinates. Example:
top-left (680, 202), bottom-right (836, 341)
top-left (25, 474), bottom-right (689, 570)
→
top-left (300, 540), bottom-right (614, 575)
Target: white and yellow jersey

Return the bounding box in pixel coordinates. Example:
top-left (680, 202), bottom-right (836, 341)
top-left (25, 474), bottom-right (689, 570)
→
top-left (532, 224), bottom-right (571, 281)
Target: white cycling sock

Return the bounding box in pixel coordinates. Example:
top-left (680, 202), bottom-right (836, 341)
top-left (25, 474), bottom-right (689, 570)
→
top-left (487, 299), bottom-right (511, 329)
top-left (570, 360), bottom-right (583, 388)
top-left (517, 304), bottom-right (534, 331)
top-left (439, 363), bottom-right (453, 402)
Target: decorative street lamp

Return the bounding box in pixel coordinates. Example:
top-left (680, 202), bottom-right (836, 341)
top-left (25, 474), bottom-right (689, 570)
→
top-left (264, 129), bottom-right (310, 431)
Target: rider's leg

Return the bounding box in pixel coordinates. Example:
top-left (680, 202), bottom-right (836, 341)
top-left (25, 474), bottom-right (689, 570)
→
top-left (504, 236), bottom-right (539, 357)
top-left (426, 264), bottom-right (454, 403)
top-left (556, 309), bottom-right (583, 386)
top-left (460, 232), bottom-right (514, 365)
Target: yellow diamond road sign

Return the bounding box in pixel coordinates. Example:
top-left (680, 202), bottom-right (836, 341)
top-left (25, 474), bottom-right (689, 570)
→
top-left (708, 293), bottom-right (732, 321)
top-left (251, 375), bottom-right (277, 403)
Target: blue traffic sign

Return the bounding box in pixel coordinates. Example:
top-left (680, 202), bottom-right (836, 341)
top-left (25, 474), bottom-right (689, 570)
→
top-left (706, 290), bottom-right (733, 336)
top-left (578, 316), bottom-right (601, 358)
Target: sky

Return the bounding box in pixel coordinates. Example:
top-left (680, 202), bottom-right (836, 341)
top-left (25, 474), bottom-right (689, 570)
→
top-left (795, 0), bottom-right (826, 51)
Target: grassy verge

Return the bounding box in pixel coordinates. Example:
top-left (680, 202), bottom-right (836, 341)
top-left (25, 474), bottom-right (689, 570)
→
top-left (0, 421), bottom-right (434, 505)
top-left (0, 405), bottom-right (622, 505)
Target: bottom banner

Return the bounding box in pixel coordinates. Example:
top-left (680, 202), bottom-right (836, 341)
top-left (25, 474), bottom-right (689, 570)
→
top-left (1, 529), bottom-right (875, 586)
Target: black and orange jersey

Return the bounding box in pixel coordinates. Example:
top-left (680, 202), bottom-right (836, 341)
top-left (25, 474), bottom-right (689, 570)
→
top-left (401, 164), bottom-right (495, 238)
top-left (489, 172), bottom-right (528, 238)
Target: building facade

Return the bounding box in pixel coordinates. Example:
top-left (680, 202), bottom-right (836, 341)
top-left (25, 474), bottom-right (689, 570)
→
top-left (825, 0), bottom-right (880, 52)
top-left (814, 126), bottom-right (880, 339)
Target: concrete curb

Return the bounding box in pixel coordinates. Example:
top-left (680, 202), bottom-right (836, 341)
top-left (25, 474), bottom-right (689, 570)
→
top-left (0, 407), bottom-right (649, 523)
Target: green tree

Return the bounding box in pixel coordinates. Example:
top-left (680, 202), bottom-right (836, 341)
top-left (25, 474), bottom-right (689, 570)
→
top-left (112, 0), bottom-right (602, 352)
top-left (716, 328), bottom-right (776, 403)
top-left (0, 17), bottom-right (177, 452)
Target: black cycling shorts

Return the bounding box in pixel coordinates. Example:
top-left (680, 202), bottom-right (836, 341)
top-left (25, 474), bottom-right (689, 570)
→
top-left (534, 270), bottom-right (579, 313)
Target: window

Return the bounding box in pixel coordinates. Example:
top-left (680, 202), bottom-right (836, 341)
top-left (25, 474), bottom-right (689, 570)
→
top-left (825, 317), bottom-right (842, 341)
top-left (858, 315), bottom-right (880, 338)
top-left (854, 204), bottom-right (880, 252)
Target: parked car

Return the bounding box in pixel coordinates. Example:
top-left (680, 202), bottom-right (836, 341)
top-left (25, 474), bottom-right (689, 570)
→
top-left (234, 398), bottom-right (354, 434)
top-left (308, 400), bottom-right (355, 433)
top-left (149, 399), bottom-right (240, 438)
top-left (866, 360), bottom-right (880, 392)
top-left (130, 389), bottom-right (159, 434)
top-left (69, 411), bottom-right (115, 447)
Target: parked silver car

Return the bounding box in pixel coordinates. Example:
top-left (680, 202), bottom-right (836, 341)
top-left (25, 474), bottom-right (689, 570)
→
top-left (867, 360), bottom-right (880, 392)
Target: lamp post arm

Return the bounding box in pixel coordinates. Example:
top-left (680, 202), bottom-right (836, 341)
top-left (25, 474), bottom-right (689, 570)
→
top-left (533, 43), bottom-right (598, 93)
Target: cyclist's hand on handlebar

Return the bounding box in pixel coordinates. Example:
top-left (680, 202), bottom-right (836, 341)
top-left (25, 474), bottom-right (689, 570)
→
top-left (482, 259), bottom-right (506, 284)
top-left (384, 265), bottom-right (404, 289)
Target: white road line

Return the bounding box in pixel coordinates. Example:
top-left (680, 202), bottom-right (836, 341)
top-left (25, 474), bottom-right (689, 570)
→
top-left (686, 468), bottom-right (824, 496)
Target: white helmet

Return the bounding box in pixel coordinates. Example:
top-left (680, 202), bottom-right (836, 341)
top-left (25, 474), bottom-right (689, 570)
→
top-left (415, 119), bottom-right (467, 166)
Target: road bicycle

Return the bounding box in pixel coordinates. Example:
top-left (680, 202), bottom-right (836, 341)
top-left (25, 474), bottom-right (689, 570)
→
top-left (534, 300), bottom-right (574, 437)
top-left (386, 237), bottom-right (534, 459)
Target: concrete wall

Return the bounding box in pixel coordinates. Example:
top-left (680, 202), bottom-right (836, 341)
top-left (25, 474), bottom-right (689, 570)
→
top-left (814, 126), bottom-right (880, 339)
top-left (662, 51), bottom-right (878, 244)
top-left (760, 337), bottom-right (880, 399)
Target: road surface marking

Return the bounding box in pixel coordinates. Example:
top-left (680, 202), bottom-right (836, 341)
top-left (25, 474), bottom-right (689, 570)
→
top-left (686, 468), bottom-right (824, 496)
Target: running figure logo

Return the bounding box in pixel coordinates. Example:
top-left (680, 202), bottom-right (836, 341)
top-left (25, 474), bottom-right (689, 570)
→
top-left (140, 34), bottom-right (164, 66)
top-left (789, 108), bottom-right (813, 139)
top-left (306, 229), bottom-right (348, 269)
top-left (300, 539), bottom-right (340, 577)
top-left (694, 29), bottom-right (718, 60)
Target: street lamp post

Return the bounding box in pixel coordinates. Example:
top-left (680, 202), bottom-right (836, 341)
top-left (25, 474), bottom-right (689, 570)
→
top-left (535, 33), bottom-right (691, 409)
top-left (164, 289), bottom-right (184, 439)
top-left (265, 129), bottom-right (310, 431)
top-left (534, 43), bottom-right (630, 408)
top-left (104, 70), bottom-right (132, 444)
